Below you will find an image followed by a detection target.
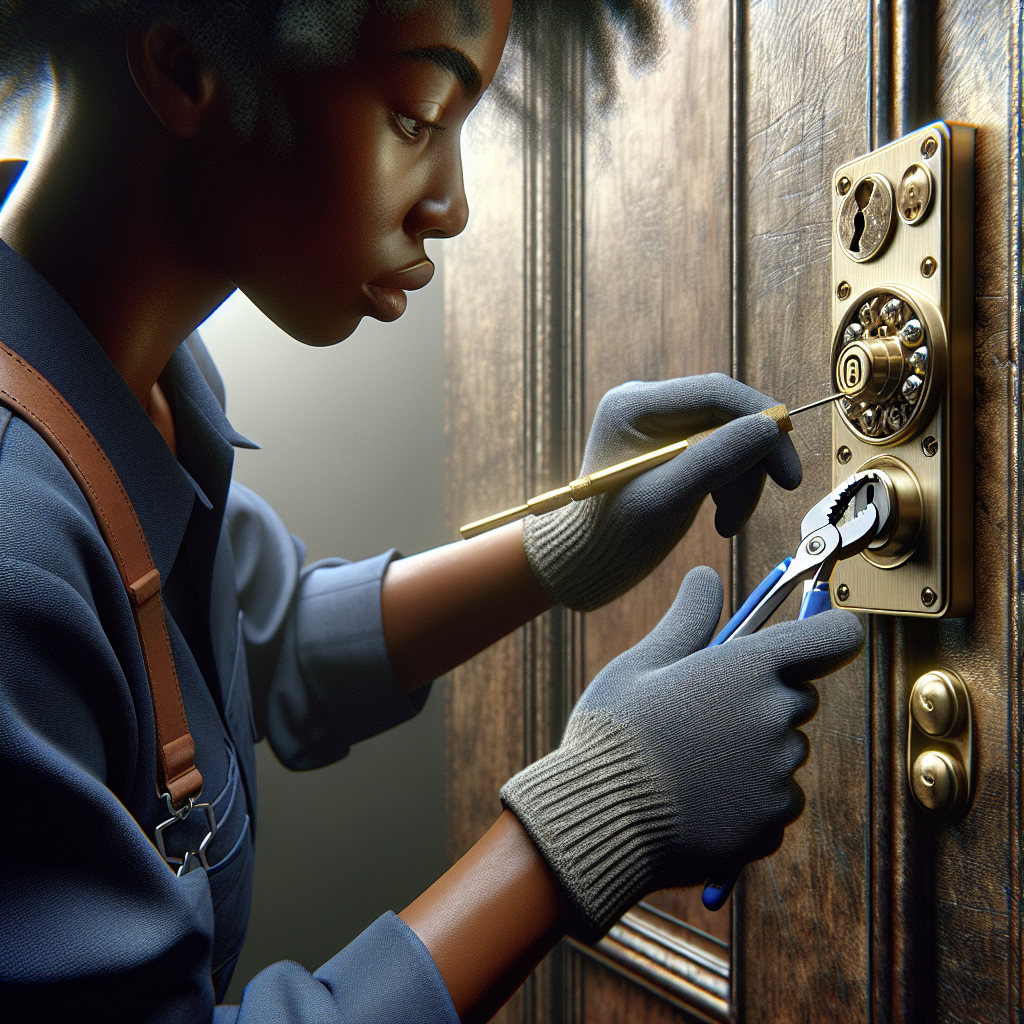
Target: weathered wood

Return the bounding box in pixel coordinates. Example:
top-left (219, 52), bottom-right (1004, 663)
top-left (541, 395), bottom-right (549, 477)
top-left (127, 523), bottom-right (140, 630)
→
top-left (446, 0), bottom-right (1021, 1020)
top-left (444, 78), bottom-right (528, 867)
top-left (444, 76), bottom-right (532, 1024)
top-left (913, 1), bottom-right (1019, 1020)
top-left (736, 1), bottom-right (872, 1020)
top-left (580, 957), bottom-right (706, 1024)
top-left (580, 0), bottom-right (736, 955)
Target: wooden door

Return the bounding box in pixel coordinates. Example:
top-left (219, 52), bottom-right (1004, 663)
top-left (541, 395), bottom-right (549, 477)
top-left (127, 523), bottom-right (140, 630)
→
top-left (445, 2), bottom-right (1021, 1021)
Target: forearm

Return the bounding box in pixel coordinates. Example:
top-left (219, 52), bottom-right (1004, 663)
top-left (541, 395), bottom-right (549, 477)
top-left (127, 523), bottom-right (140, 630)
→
top-left (381, 522), bottom-right (556, 692)
top-left (399, 809), bottom-right (571, 1023)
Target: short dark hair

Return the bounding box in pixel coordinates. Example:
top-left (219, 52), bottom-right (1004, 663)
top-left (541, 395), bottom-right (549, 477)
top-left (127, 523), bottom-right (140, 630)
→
top-left (1, 1), bottom-right (664, 147)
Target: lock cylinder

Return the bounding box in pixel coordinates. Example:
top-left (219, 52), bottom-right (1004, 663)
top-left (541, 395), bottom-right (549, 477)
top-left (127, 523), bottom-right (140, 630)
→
top-left (850, 457), bottom-right (923, 567)
top-left (838, 334), bottom-right (905, 403)
top-left (831, 288), bottom-right (944, 445)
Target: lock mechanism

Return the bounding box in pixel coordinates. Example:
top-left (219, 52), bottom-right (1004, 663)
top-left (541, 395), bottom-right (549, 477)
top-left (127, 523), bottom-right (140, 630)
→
top-left (830, 122), bottom-right (974, 617)
top-left (907, 669), bottom-right (973, 818)
top-left (834, 288), bottom-right (943, 444)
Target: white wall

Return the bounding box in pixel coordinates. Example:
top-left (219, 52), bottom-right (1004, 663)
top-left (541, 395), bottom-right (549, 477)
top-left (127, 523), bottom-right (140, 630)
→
top-left (199, 252), bottom-right (449, 997)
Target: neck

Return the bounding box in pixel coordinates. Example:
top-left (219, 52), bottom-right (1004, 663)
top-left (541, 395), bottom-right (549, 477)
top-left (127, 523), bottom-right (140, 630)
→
top-left (0, 67), bottom-right (232, 407)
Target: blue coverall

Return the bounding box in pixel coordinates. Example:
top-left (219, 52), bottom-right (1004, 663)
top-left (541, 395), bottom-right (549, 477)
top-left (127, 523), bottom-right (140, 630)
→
top-left (0, 236), bottom-right (459, 1023)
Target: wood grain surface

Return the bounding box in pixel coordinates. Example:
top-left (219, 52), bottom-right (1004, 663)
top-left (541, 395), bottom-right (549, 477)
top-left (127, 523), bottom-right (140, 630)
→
top-left (905, 1), bottom-right (1019, 1020)
top-left (444, 66), bottom-right (527, 857)
top-left (445, 0), bottom-right (1021, 1020)
top-left (580, 0), bottom-right (735, 949)
top-left (735, 2), bottom-right (873, 1018)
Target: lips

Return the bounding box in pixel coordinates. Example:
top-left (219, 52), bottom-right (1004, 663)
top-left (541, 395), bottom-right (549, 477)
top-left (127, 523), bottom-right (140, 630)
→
top-left (368, 258), bottom-right (435, 292)
top-left (362, 258), bottom-right (434, 322)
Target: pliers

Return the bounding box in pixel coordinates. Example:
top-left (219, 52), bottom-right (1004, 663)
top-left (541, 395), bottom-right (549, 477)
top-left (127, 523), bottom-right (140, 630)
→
top-left (701, 469), bottom-right (892, 910)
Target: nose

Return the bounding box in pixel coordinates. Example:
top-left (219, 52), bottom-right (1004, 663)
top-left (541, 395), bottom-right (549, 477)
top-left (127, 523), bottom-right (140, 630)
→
top-left (405, 143), bottom-right (470, 240)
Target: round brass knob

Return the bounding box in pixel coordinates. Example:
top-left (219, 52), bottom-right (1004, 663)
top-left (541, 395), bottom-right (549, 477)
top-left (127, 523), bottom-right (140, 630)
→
top-left (910, 750), bottom-right (965, 815)
top-left (910, 671), bottom-right (964, 737)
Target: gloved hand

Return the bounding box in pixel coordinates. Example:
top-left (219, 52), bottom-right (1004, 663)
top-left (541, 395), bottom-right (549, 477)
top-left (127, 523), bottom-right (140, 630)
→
top-left (522, 374), bottom-right (802, 610)
top-left (500, 566), bottom-right (864, 941)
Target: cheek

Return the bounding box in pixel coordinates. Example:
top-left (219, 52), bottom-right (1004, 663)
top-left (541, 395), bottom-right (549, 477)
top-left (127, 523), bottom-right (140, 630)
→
top-left (279, 111), bottom-right (416, 277)
top-left (171, 101), bottom-right (419, 343)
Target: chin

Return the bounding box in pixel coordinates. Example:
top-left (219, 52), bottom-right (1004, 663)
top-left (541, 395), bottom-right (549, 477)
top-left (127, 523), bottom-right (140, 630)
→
top-left (292, 316), bottom-right (364, 347)
top-left (245, 291), bottom-right (364, 346)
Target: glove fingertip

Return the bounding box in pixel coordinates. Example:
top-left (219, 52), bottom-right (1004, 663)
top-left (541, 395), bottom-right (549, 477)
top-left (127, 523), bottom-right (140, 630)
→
top-left (680, 564), bottom-right (724, 609)
top-left (714, 498), bottom-right (756, 537)
top-left (712, 465), bottom-right (765, 537)
top-left (680, 415), bottom-right (778, 491)
top-left (819, 608), bottom-right (866, 651)
top-left (642, 566), bottom-right (724, 662)
top-left (766, 435), bottom-right (803, 490)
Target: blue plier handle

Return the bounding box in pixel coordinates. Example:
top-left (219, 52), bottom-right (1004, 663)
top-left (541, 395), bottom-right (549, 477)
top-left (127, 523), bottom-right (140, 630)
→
top-left (700, 470), bottom-right (890, 911)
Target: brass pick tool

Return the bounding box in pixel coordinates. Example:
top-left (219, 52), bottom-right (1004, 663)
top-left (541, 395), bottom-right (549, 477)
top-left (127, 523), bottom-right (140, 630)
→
top-left (459, 394), bottom-right (843, 540)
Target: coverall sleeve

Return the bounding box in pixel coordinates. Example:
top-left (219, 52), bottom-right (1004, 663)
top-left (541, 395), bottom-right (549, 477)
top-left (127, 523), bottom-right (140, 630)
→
top-left (226, 481), bottom-right (431, 770)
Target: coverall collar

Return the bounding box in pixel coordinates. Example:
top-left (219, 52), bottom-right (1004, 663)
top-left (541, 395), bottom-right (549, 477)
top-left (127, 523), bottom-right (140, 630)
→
top-left (0, 238), bottom-right (254, 585)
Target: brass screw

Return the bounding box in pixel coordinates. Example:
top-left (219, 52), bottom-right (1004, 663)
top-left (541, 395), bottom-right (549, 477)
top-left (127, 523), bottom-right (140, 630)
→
top-left (837, 445), bottom-right (852, 464)
top-left (921, 135), bottom-right (938, 158)
top-left (921, 256), bottom-right (937, 278)
top-left (922, 435), bottom-right (938, 457)
top-left (837, 281), bottom-right (851, 300)
top-left (837, 176), bottom-right (851, 196)
top-left (837, 584), bottom-right (850, 602)
top-left (921, 587), bottom-right (938, 607)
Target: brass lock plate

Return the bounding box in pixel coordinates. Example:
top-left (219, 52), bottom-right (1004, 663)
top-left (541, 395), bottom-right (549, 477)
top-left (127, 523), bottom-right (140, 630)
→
top-left (830, 122), bottom-right (975, 617)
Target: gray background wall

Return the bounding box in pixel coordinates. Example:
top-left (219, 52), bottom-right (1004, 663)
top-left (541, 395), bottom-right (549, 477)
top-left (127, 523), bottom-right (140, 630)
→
top-left (199, 260), bottom-right (449, 1000)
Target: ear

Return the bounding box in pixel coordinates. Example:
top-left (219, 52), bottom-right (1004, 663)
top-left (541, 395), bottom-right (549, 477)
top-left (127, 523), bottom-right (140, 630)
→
top-left (126, 24), bottom-right (218, 139)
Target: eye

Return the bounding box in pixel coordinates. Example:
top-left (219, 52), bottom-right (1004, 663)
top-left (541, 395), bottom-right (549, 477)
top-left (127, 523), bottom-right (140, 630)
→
top-left (393, 111), bottom-right (445, 141)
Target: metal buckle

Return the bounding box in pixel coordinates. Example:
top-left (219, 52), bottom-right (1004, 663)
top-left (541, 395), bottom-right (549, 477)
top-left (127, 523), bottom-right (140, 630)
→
top-left (155, 793), bottom-right (217, 876)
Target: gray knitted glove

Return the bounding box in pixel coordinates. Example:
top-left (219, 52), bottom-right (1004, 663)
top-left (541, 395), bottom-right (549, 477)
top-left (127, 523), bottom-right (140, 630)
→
top-left (523, 374), bottom-right (802, 610)
top-left (500, 566), bottom-right (864, 941)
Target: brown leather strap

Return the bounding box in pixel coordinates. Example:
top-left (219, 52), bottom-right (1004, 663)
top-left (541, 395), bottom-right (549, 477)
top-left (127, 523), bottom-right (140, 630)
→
top-left (0, 340), bottom-right (202, 810)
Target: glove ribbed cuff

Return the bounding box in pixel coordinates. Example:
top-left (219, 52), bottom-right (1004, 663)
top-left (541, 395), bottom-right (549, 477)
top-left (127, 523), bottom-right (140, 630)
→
top-left (523, 499), bottom-right (637, 612)
top-left (500, 713), bottom-right (677, 941)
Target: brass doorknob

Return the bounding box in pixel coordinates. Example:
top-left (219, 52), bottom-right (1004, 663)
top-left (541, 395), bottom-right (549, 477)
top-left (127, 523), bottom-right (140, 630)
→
top-left (906, 668), bottom-right (973, 819)
top-left (910, 670), bottom-right (965, 737)
top-left (910, 750), bottom-right (967, 816)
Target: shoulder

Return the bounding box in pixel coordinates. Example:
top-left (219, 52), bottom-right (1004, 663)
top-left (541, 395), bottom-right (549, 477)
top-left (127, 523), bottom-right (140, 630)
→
top-left (1, 410), bottom-right (142, 790)
top-left (0, 408), bottom-right (120, 610)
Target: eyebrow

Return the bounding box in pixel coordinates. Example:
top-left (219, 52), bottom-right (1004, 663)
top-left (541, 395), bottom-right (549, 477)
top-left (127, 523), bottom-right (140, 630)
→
top-left (399, 46), bottom-right (483, 96)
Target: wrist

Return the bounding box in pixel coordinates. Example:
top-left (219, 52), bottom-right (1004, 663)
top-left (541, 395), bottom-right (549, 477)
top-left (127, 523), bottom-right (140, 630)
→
top-left (400, 809), bottom-right (571, 1022)
top-left (500, 712), bottom-right (677, 940)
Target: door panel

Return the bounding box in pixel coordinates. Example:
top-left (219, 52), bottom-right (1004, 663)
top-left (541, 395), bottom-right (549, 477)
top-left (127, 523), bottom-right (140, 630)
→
top-left (736, 1), bottom-right (872, 1019)
top-left (581, 2), bottom-right (734, 947)
top-left (445, 1), bottom-right (1021, 1021)
top-left (912, 1), bottom-right (1019, 1019)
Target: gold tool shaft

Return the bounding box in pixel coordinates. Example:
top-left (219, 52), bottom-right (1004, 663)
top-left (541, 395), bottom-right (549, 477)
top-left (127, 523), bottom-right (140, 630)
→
top-left (460, 402), bottom-right (805, 540)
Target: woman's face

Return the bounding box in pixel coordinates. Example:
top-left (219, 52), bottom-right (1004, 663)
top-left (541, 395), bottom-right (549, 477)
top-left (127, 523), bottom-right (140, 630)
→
top-left (182, 0), bottom-right (512, 345)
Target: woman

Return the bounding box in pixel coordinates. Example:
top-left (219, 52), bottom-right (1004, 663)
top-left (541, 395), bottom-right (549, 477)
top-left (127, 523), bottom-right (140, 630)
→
top-left (0, 1), bottom-right (864, 1020)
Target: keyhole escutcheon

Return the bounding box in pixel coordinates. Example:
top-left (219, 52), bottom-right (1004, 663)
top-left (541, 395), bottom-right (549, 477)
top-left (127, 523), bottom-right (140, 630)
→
top-left (837, 173), bottom-right (896, 262)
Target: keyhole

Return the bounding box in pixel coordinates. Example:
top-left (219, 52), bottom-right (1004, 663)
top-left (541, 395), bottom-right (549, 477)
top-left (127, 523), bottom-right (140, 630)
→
top-left (849, 180), bottom-right (875, 253)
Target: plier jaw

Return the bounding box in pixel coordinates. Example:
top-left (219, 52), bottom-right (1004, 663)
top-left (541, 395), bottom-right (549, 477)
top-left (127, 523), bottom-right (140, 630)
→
top-left (712, 469), bottom-right (892, 645)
